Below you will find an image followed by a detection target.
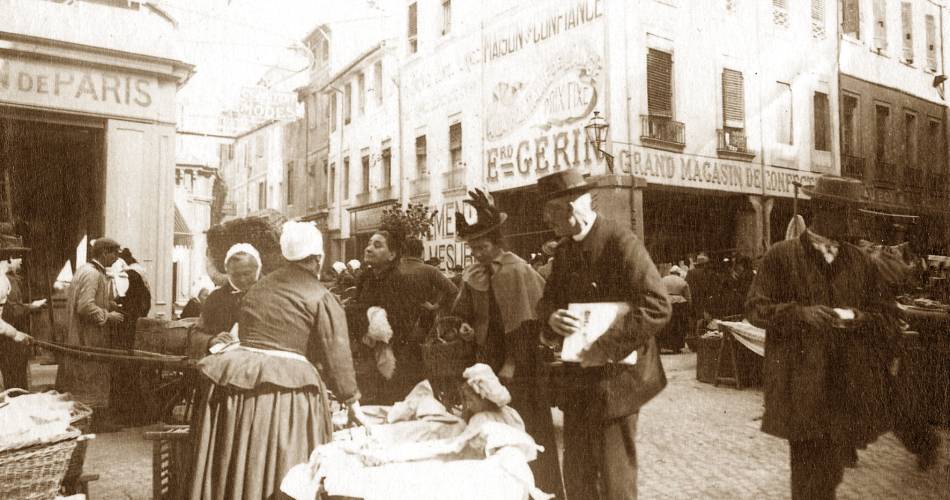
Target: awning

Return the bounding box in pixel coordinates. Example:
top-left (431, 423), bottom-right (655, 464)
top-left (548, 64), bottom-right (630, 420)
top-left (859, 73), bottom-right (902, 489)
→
top-left (174, 205), bottom-right (193, 246)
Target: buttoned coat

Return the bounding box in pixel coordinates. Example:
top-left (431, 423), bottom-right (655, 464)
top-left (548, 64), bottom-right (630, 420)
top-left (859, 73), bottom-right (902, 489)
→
top-left (538, 216), bottom-right (671, 419)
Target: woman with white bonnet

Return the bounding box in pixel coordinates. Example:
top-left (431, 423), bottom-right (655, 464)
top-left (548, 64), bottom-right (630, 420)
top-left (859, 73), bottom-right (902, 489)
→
top-left (189, 221), bottom-right (365, 500)
top-left (192, 243), bottom-right (262, 349)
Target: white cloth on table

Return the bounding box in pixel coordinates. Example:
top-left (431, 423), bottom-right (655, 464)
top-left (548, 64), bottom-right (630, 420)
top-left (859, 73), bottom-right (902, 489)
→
top-left (717, 320), bottom-right (766, 357)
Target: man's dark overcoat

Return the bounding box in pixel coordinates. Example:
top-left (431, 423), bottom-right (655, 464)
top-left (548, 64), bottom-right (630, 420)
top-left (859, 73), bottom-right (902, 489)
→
top-left (538, 216), bottom-right (671, 419)
top-left (746, 233), bottom-right (900, 444)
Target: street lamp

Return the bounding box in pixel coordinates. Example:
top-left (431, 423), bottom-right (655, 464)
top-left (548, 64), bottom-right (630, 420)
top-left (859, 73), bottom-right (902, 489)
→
top-left (585, 111), bottom-right (614, 173)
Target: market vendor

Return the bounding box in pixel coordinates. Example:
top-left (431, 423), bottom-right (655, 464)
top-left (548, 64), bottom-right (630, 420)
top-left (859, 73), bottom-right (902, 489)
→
top-left (451, 188), bottom-right (564, 498)
top-left (192, 243), bottom-right (261, 351)
top-left (189, 221), bottom-right (366, 500)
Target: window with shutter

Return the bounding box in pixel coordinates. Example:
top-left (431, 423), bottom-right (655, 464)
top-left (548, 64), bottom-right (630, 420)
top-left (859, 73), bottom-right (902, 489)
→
top-left (375, 61), bottom-right (384, 104)
top-left (343, 157), bottom-right (350, 199)
top-left (926, 15), bottom-right (938, 71)
top-left (381, 143), bottom-right (392, 188)
top-left (901, 2), bottom-right (913, 63)
top-left (773, 0), bottom-right (789, 27)
top-left (449, 122), bottom-right (462, 170)
top-left (408, 2), bottom-right (418, 54)
top-left (344, 83), bottom-right (352, 124)
top-left (811, 0), bottom-right (826, 38)
top-left (416, 135), bottom-right (427, 176)
top-left (873, 0), bottom-right (887, 52)
top-left (647, 49), bottom-right (673, 118)
top-left (721, 69), bottom-right (745, 129)
top-left (842, 0), bottom-right (860, 38)
top-left (814, 92), bottom-right (830, 151)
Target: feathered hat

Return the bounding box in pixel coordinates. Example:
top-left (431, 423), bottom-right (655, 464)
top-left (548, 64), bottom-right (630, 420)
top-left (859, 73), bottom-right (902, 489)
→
top-left (456, 189), bottom-right (508, 241)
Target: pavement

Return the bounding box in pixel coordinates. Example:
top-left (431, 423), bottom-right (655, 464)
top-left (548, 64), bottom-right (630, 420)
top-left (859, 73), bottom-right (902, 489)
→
top-left (37, 353), bottom-right (949, 499)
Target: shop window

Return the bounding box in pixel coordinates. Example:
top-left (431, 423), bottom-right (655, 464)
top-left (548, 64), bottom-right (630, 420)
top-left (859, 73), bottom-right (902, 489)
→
top-left (901, 2), bottom-right (914, 64)
top-left (926, 14), bottom-right (938, 71)
top-left (814, 92), bottom-right (831, 152)
top-left (873, 0), bottom-right (887, 53)
top-left (375, 61), bottom-right (384, 105)
top-left (811, 0), bottom-right (826, 38)
top-left (381, 143), bottom-right (392, 188)
top-left (343, 157), bottom-right (350, 200)
top-left (287, 162), bottom-right (295, 206)
top-left (361, 153), bottom-right (371, 194)
top-left (408, 2), bottom-right (418, 54)
top-left (442, 0), bottom-right (452, 36)
top-left (842, 0), bottom-right (860, 39)
top-left (344, 83), bottom-right (352, 125)
top-left (357, 72), bottom-right (366, 116)
top-left (775, 82), bottom-right (793, 145)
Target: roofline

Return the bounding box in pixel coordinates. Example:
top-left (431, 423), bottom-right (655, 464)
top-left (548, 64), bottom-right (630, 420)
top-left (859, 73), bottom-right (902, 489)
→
top-left (320, 42), bottom-right (388, 92)
top-left (234, 119), bottom-right (281, 139)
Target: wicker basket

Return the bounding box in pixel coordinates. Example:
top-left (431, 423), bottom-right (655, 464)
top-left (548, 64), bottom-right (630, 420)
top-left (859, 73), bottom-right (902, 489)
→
top-left (0, 428), bottom-right (81, 500)
top-left (421, 316), bottom-right (475, 378)
top-left (62, 401), bottom-right (94, 489)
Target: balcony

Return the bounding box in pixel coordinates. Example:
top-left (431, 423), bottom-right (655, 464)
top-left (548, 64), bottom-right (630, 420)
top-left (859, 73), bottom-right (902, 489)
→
top-left (640, 115), bottom-right (685, 152)
top-left (410, 176), bottom-right (430, 199)
top-left (873, 160), bottom-right (898, 190)
top-left (840, 154), bottom-right (865, 179)
top-left (441, 167), bottom-right (467, 194)
top-left (929, 172), bottom-right (948, 199)
top-left (716, 129), bottom-right (755, 161)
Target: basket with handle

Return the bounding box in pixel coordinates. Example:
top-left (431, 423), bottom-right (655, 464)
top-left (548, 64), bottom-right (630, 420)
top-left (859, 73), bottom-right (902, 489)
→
top-left (420, 315), bottom-right (475, 378)
top-left (0, 428), bottom-right (82, 500)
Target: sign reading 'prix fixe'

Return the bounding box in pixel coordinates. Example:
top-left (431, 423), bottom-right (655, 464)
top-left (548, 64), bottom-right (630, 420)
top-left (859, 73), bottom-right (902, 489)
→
top-left (0, 58), bottom-right (159, 120)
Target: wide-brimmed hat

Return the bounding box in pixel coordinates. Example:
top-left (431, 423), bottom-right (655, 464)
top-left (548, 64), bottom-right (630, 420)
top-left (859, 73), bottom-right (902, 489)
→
top-left (801, 175), bottom-right (866, 205)
top-left (457, 189), bottom-right (508, 241)
top-left (537, 169), bottom-right (594, 202)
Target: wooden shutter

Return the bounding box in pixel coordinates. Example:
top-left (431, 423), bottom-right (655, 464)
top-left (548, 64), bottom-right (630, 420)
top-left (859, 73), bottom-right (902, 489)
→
top-left (647, 49), bottom-right (673, 118)
top-left (926, 14), bottom-right (937, 70)
top-left (873, 0), bottom-right (887, 51)
top-left (722, 69), bottom-right (745, 129)
top-left (901, 2), bottom-right (913, 62)
top-left (449, 122), bottom-right (462, 150)
top-left (842, 0), bottom-right (860, 37)
top-left (408, 2), bottom-right (418, 37)
top-left (813, 92), bottom-right (830, 151)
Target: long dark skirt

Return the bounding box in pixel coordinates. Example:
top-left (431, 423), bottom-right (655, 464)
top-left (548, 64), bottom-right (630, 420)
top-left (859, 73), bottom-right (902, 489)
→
top-left (188, 378), bottom-right (332, 500)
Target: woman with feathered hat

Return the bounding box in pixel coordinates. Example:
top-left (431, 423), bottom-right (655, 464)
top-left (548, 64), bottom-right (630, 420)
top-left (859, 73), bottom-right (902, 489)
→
top-left (451, 189), bottom-right (565, 499)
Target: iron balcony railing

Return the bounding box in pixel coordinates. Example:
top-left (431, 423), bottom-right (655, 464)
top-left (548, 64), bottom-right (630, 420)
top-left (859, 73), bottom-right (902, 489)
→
top-left (841, 154), bottom-right (865, 179)
top-left (640, 115), bottom-right (685, 146)
top-left (716, 129), bottom-right (750, 154)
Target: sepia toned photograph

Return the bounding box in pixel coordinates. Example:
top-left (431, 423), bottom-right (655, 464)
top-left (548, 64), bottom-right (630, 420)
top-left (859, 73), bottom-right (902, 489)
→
top-left (0, 0), bottom-right (949, 498)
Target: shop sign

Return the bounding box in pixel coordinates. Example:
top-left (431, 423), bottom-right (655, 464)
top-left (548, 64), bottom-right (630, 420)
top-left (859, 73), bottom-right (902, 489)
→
top-left (482, 0), bottom-right (607, 191)
top-left (617, 146), bottom-right (820, 199)
top-left (237, 86), bottom-right (297, 122)
top-left (0, 57), bottom-right (159, 120)
top-left (423, 198), bottom-right (476, 271)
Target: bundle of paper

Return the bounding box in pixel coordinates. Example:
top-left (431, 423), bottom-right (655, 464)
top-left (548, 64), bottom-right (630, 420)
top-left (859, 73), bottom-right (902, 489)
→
top-left (561, 302), bottom-right (637, 366)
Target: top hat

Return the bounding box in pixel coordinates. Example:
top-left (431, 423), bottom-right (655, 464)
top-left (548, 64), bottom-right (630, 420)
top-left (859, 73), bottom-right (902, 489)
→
top-left (801, 175), bottom-right (867, 205)
top-left (537, 169), bottom-right (594, 202)
top-left (456, 189), bottom-right (508, 241)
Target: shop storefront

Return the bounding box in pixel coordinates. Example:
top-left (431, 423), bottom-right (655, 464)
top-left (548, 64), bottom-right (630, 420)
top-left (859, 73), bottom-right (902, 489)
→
top-left (0, 24), bottom-right (193, 319)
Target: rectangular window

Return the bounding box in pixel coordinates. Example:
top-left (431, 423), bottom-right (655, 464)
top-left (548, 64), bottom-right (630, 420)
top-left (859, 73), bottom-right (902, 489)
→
top-left (875, 104), bottom-right (890, 167)
top-left (776, 82), bottom-right (793, 145)
top-left (905, 111), bottom-right (918, 165)
top-left (357, 72), bottom-right (366, 116)
top-left (408, 2), bottom-right (418, 54)
top-left (287, 162), bottom-right (294, 206)
top-left (330, 93), bottom-right (338, 132)
top-left (258, 181), bottom-right (267, 210)
top-left (449, 122), bottom-right (462, 170)
top-left (814, 92), bottom-right (831, 151)
top-left (361, 153), bottom-right (371, 194)
top-left (841, 94), bottom-right (859, 155)
top-left (344, 83), bottom-right (352, 125)
top-left (442, 0), bottom-right (452, 36)
top-left (329, 162), bottom-right (336, 203)
top-left (343, 157), bottom-right (350, 199)
top-left (926, 15), bottom-right (938, 71)
top-left (647, 49), bottom-right (673, 118)
top-left (842, 0), bottom-right (860, 38)
top-left (374, 61), bottom-right (384, 105)
top-left (721, 69), bottom-right (745, 129)
top-left (381, 143), bottom-right (392, 188)
top-left (873, 0), bottom-right (888, 52)
top-left (415, 135), bottom-right (427, 177)
top-left (901, 2), bottom-right (914, 63)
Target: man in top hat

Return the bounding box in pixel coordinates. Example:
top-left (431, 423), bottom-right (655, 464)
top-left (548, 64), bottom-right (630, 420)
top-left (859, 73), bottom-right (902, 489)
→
top-left (56, 237), bottom-right (127, 431)
top-left (450, 189), bottom-right (564, 498)
top-left (535, 170), bottom-right (670, 500)
top-left (746, 175), bottom-right (907, 499)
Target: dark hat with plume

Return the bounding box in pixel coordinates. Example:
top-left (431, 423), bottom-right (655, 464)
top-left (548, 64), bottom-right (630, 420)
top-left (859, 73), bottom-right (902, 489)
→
top-left (456, 189), bottom-right (508, 241)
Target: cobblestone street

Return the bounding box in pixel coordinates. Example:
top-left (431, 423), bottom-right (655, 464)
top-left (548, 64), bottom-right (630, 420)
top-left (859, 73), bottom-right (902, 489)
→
top-left (76, 353), bottom-right (949, 499)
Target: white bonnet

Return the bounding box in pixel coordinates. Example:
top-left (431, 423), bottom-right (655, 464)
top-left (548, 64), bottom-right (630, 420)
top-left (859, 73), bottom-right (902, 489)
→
top-left (347, 259), bottom-right (361, 270)
top-left (463, 363), bottom-right (511, 407)
top-left (332, 261), bottom-right (347, 274)
top-left (225, 243), bottom-right (262, 275)
top-left (280, 221), bottom-right (324, 262)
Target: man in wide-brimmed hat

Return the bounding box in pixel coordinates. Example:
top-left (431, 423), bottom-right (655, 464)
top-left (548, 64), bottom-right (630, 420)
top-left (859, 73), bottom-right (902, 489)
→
top-left (745, 175), bottom-right (926, 498)
top-left (535, 169), bottom-right (671, 500)
top-left (450, 188), bottom-right (564, 498)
